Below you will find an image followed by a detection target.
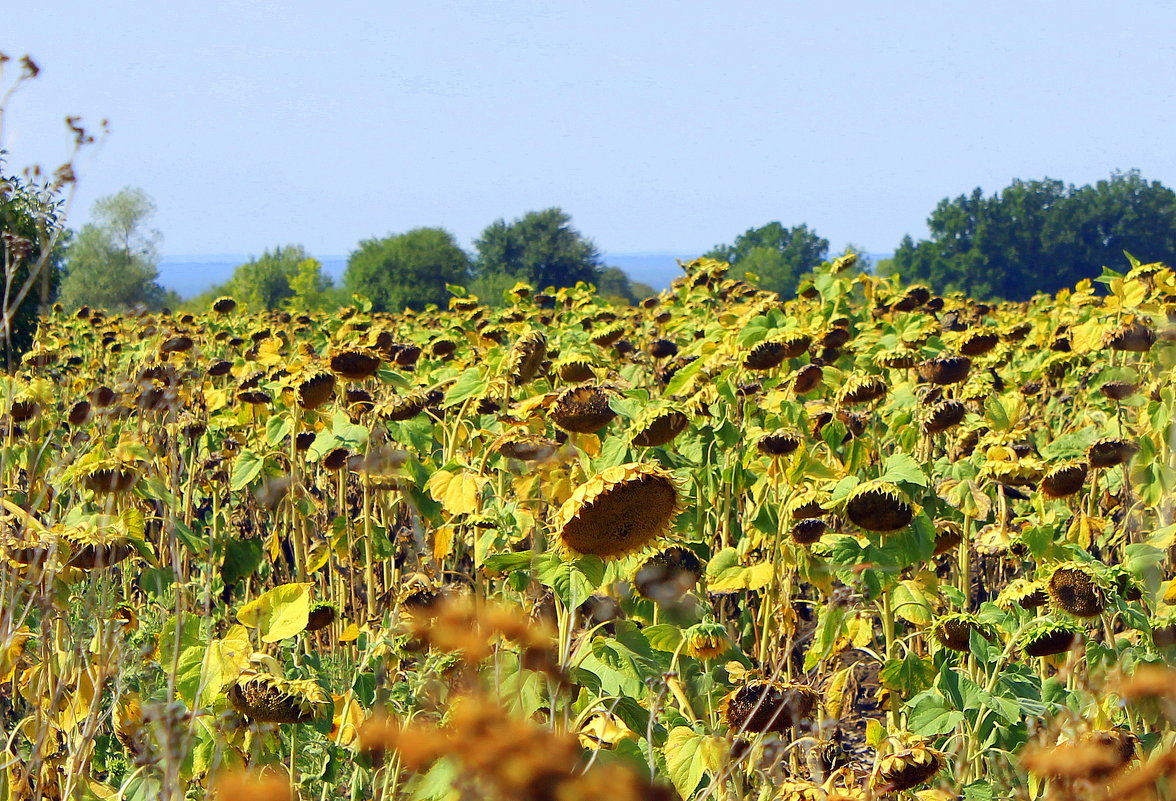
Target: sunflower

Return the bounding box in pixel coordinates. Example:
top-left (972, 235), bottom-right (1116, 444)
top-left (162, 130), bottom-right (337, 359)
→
top-left (1040, 461), bottom-right (1088, 498)
top-left (633, 545), bottom-right (703, 603)
top-left (743, 339), bottom-right (791, 370)
top-left (931, 613), bottom-right (996, 652)
top-left (719, 679), bottom-right (818, 733)
top-left (305, 602), bottom-right (337, 633)
top-left (506, 331), bottom-right (547, 385)
top-left (296, 372), bottom-right (336, 411)
top-left (917, 356), bottom-right (972, 385)
top-left (873, 741), bottom-right (945, 793)
top-left (549, 384), bottom-right (617, 434)
top-left (931, 519), bottom-right (963, 556)
top-left (590, 323), bottom-right (625, 347)
top-left (329, 350), bottom-right (381, 381)
top-left (1087, 437), bottom-right (1139, 469)
top-left (756, 429), bottom-right (802, 457)
top-left (845, 481), bottom-right (913, 533)
top-left (211, 296), bottom-right (237, 314)
top-left (1018, 617), bottom-right (1083, 657)
top-left (555, 463), bottom-right (678, 559)
top-left (1099, 380), bottom-right (1137, 400)
top-left (682, 622), bottom-right (729, 660)
top-left (996, 578), bottom-right (1049, 610)
top-left (379, 391), bottom-right (428, 422)
top-left (958, 329), bottom-right (999, 356)
top-left (630, 409), bottom-right (689, 448)
top-left (791, 518), bottom-right (827, 544)
top-left (555, 357), bottom-right (595, 383)
top-left (1047, 561), bottom-right (1107, 618)
top-left (228, 673), bottom-right (330, 724)
top-left (792, 364), bottom-right (824, 394)
top-left (922, 400), bottom-right (967, 434)
top-left (497, 434), bottom-right (559, 462)
top-left (60, 523), bottom-right (135, 570)
top-left (1104, 320), bottom-right (1156, 352)
top-left (836, 374), bottom-right (888, 405)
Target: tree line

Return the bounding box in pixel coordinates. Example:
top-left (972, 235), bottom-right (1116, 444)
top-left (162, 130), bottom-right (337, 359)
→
top-left (15, 169), bottom-right (1176, 320)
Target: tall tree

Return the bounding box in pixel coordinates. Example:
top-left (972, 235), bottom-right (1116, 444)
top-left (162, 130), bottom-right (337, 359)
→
top-left (0, 157), bottom-right (65, 362)
top-left (215, 245), bottom-right (333, 310)
top-left (345, 227), bottom-right (471, 312)
top-left (58, 187), bottom-right (174, 311)
top-left (890, 171), bottom-right (1176, 299)
top-left (474, 208), bottom-right (601, 290)
top-left (705, 222), bottom-right (829, 297)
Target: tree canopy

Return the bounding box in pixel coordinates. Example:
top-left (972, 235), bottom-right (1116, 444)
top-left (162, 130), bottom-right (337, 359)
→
top-left (201, 245), bottom-right (335, 311)
top-left (704, 222), bottom-right (829, 297)
top-left (473, 208), bottom-right (601, 290)
top-left (345, 227), bottom-right (471, 312)
top-left (0, 157), bottom-right (65, 363)
top-left (889, 170), bottom-right (1176, 300)
top-left (58, 187), bottom-right (175, 311)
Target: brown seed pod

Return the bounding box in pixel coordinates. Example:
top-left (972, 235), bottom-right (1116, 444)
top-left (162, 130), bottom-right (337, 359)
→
top-left (845, 481), bottom-right (913, 533)
top-left (918, 356), bottom-right (972, 385)
top-left (647, 338), bottom-right (678, 359)
top-left (719, 680), bottom-right (818, 733)
top-left (1105, 320), bottom-right (1156, 352)
top-left (506, 331), bottom-right (547, 385)
top-left (958, 329), bottom-right (999, 356)
top-left (932, 613), bottom-right (996, 652)
top-left (996, 578), bottom-right (1050, 610)
top-left (556, 357), bottom-right (595, 383)
top-left (555, 463), bottom-right (678, 559)
top-left (634, 545), bottom-right (703, 603)
top-left (791, 518), bottom-right (827, 544)
top-left (228, 673), bottom-right (329, 724)
top-left (1099, 380), bottom-right (1137, 400)
top-left (932, 520), bottom-right (963, 556)
top-left (1048, 562), bottom-right (1106, 618)
top-left (497, 434), bottom-right (559, 462)
top-left (923, 400), bottom-right (967, 434)
top-left (744, 340), bottom-right (789, 370)
top-left (381, 392), bottom-right (428, 422)
top-left (631, 410), bottom-right (689, 448)
top-left (61, 526), bottom-right (135, 570)
top-left (1087, 437), bottom-right (1139, 469)
top-left (874, 742), bottom-right (945, 793)
top-left (550, 384), bottom-right (616, 434)
top-left (1019, 619), bottom-right (1081, 657)
top-left (83, 468), bottom-right (139, 494)
top-left (756, 430), bottom-right (801, 457)
top-left (68, 401), bottom-right (92, 427)
top-left (1040, 462), bottom-right (1088, 498)
top-left (590, 323), bottom-right (625, 347)
top-left (295, 431), bottom-right (315, 451)
top-left (836, 374), bottom-right (888, 405)
top-left (305, 602), bottom-right (337, 632)
top-left (330, 350), bottom-right (381, 381)
top-left (297, 372), bottom-right (336, 410)
top-left (792, 364), bottom-right (823, 394)
top-left (212, 296), bottom-right (237, 313)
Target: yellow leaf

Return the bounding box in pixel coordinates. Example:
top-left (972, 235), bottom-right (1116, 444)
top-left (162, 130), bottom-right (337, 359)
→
top-left (1070, 317), bottom-right (1106, 353)
top-left (339, 623), bottom-right (361, 643)
top-left (330, 694), bottom-right (366, 747)
top-left (306, 540), bottom-right (331, 573)
top-left (199, 625), bottom-right (251, 707)
top-left (426, 469), bottom-right (485, 517)
top-left (434, 524), bottom-right (456, 562)
top-left (576, 434), bottom-right (601, 458)
top-left (743, 562), bottom-right (776, 591)
top-left (203, 387), bottom-right (228, 412)
top-left (577, 711), bottom-right (636, 750)
top-left (236, 583), bottom-right (312, 643)
top-left (824, 666), bottom-right (853, 720)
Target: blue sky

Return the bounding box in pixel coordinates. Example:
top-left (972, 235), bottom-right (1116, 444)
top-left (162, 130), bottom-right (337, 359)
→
top-left (4, 1), bottom-right (1175, 264)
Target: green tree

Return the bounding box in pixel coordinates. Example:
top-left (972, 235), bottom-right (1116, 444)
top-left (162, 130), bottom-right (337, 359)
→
top-left (211, 245), bottom-right (333, 310)
top-left (890, 171), bottom-right (1176, 299)
top-left (705, 222), bottom-right (829, 297)
top-left (474, 208), bottom-right (601, 290)
top-left (345, 227), bottom-right (471, 312)
top-left (59, 187), bottom-right (174, 311)
top-left (0, 157), bottom-right (65, 363)
top-left (596, 266), bottom-right (654, 304)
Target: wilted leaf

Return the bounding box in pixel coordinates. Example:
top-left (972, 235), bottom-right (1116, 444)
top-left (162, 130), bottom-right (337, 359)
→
top-left (237, 582), bottom-right (312, 643)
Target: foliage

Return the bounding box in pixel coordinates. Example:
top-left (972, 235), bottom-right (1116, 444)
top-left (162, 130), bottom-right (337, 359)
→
top-left (199, 244), bottom-right (336, 311)
top-left (596, 265), bottom-right (655, 304)
top-left (58, 187), bottom-right (176, 311)
top-left (0, 157), bottom-right (65, 362)
top-left (890, 170), bottom-right (1176, 300)
top-left (705, 221), bottom-right (829, 297)
top-left (345, 227), bottom-right (471, 312)
top-left (474, 207), bottom-right (601, 290)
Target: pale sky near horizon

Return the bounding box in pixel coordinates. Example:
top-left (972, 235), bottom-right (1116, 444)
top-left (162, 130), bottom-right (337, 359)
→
top-left (4, 1), bottom-right (1175, 262)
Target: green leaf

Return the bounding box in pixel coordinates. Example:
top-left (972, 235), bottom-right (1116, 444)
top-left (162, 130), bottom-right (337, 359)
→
top-left (880, 652), bottom-right (935, 699)
top-left (229, 449), bottom-right (264, 491)
top-left (891, 580), bottom-right (933, 625)
top-left (906, 691), bottom-right (965, 735)
top-left (880, 452), bottom-right (929, 488)
top-left (804, 603), bottom-right (848, 671)
top-left (664, 356), bottom-right (705, 396)
top-left (265, 414), bottom-right (292, 447)
top-left (236, 582), bottom-right (312, 642)
top-left (644, 624), bottom-right (684, 653)
top-left (963, 781), bottom-right (996, 801)
top-left (442, 367), bottom-right (488, 409)
top-left (158, 613), bottom-right (204, 707)
top-left (534, 553), bottom-right (604, 608)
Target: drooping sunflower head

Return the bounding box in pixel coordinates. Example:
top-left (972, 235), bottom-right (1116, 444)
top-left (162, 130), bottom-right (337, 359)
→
top-left (922, 400), bottom-right (967, 434)
top-left (791, 518), bottom-right (827, 545)
top-left (549, 384), bottom-right (617, 434)
top-left (743, 339), bottom-right (790, 371)
top-left (295, 371), bottom-right (336, 411)
top-left (228, 673), bottom-right (330, 725)
top-left (792, 364), bottom-right (824, 395)
top-left (682, 622), bottom-right (729, 660)
top-left (59, 522), bottom-right (135, 570)
top-left (931, 612), bottom-right (996, 652)
top-left (305, 602), bottom-right (337, 633)
top-left (1087, 437), bottom-right (1140, 469)
top-left (873, 740), bottom-right (945, 793)
top-left (329, 349), bottom-right (381, 381)
top-left (845, 481), bottom-right (913, 533)
top-left (555, 356), bottom-right (596, 383)
top-left (996, 578), bottom-right (1049, 611)
top-left (719, 680), bottom-right (818, 734)
top-left (756, 429), bottom-right (802, 457)
top-left (1047, 561), bottom-right (1107, 618)
top-left (931, 519), bottom-right (963, 556)
top-left (957, 329), bottom-right (999, 356)
top-left (1040, 461), bottom-right (1088, 499)
top-left (378, 391), bottom-right (429, 422)
top-left (917, 356), bottom-right (972, 385)
top-left (555, 463), bottom-right (679, 559)
top-left (506, 330), bottom-right (548, 385)
top-left (785, 487), bottom-right (829, 520)
top-left (633, 545), bottom-right (703, 603)
top-left (836, 373), bottom-right (888, 406)
top-left (211, 296), bottom-right (237, 314)
top-left (1017, 617), bottom-right (1083, 657)
top-left (1104, 319), bottom-right (1156, 352)
top-left (496, 434), bottom-right (559, 463)
top-left (630, 408), bottom-right (690, 449)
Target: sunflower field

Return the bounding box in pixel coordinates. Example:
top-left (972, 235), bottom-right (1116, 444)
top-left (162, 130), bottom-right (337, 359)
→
top-left (2, 254), bottom-right (1176, 801)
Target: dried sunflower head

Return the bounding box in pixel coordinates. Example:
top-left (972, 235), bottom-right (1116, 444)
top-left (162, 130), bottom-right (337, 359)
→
top-left (996, 578), bottom-right (1049, 611)
top-left (845, 481), bottom-right (913, 533)
top-left (931, 612), bottom-right (996, 652)
top-left (555, 356), bottom-right (595, 383)
top-left (506, 331), bottom-right (548, 385)
top-left (295, 371), bottom-right (336, 411)
top-left (60, 522), bottom-right (135, 570)
top-left (719, 679), bottom-right (818, 733)
top-left (228, 673), bottom-right (330, 724)
top-left (1040, 461), bottom-right (1088, 498)
top-left (756, 429), bottom-right (802, 457)
top-left (305, 602), bottom-right (337, 632)
top-left (555, 463), bottom-right (678, 559)
top-left (549, 384), bottom-right (617, 434)
top-left (630, 408), bottom-right (689, 448)
top-left (633, 545), bottom-right (703, 603)
top-left (1047, 561), bottom-right (1107, 618)
top-left (873, 740), bottom-right (945, 793)
top-left (836, 373), bottom-right (888, 405)
top-left (918, 356), bottom-right (972, 385)
top-left (329, 349), bottom-right (381, 381)
top-left (1018, 617), bottom-right (1083, 657)
top-left (1087, 437), bottom-right (1139, 469)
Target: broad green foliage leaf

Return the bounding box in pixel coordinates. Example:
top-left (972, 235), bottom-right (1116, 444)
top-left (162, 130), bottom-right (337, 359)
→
top-left (880, 452), bottom-right (930, 488)
top-left (664, 727), bottom-right (724, 799)
top-left (158, 613), bottom-right (205, 707)
top-left (706, 547), bottom-right (773, 592)
top-left (906, 690), bottom-right (965, 735)
top-left (880, 652), bottom-right (935, 700)
top-left (804, 603), bottom-right (848, 671)
top-left (236, 582), bottom-right (312, 642)
top-left (534, 552), bottom-right (605, 608)
top-left (442, 367), bottom-right (488, 408)
top-left (891, 580), bottom-right (934, 625)
top-left (265, 413), bottom-right (292, 447)
top-left (643, 624), bottom-right (683, 653)
top-left (230, 449), bottom-right (264, 491)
